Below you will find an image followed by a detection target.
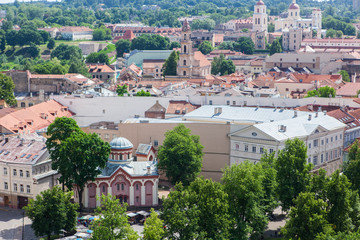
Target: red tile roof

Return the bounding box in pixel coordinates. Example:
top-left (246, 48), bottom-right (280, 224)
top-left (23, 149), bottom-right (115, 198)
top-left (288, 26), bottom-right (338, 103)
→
top-left (87, 64), bottom-right (115, 73)
top-left (166, 100), bottom-right (200, 115)
top-left (193, 51), bottom-right (211, 67)
top-left (336, 83), bottom-right (360, 97)
top-left (0, 100), bottom-right (74, 134)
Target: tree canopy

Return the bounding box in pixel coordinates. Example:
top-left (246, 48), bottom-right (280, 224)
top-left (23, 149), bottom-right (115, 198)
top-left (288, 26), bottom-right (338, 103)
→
top-left (24, 186), bottom-right (78, 240)
top-left (306, 86), bottom-right (336, 98)
top-left (234, 36), bottom-right (255, 54)
top-left (131, 34), bottom-right (170, 51)
top-left (143, 209), bottom-right (165, 240)
top-left (163, 50), bottom-right (179, 76)
top-left (339, 70), bottom-right (350, 82)
top-left (0, 73), bottom-right (16, 106)
top-left (158, 124), bottom-right (204, 186)
top-left (46, 117), bottom-right (111, 210)
top-left (198, 40), bottom-right (213, 55)
top-left (92, 26), bottom-right (112, 41)
top-left (115, 39), bottom-right (131, 57)
top-left (116, 84), bottom-right (128, 96)
top-left (211, 54), bottom-right (235, 75)
top-left (91, 194), bottom-right (139, 240)
top-left (269, 38), bottom-right (282, 56)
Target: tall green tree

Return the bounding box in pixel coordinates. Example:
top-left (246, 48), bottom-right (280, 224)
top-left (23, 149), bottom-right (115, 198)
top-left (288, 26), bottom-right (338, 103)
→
top-left (211, 54), bottom-right (235, 75)
top-left (191, 18), bottom-right (216, 31)
top-left (143, 209), bottom-right (166, 240)
top-left (234, 36), bottom-right (255, 54)
top-left (269, 38), bottom-right (282, 56)
top-left (24, 186), bottom-right (78, 240)
top-left (163, 50), bottom-right (179, 76)
top-left (116, 84), bottom-right (128, 96)
top-left (339, 70), bottom-right (350, 82)
top-left (131, 34), bottom-right (170, 50)
top-left (91, 194), bottom-right (139, 240)
top-left (51, 44), bottom-right (83, 61)
top-left (344, 140), bottom-right (360, 190)
top-left (275, 138), bottom-right (312, 211)
top-left (198, 40), bottom-right (213, 55)
top-left (222, 161), bottom-right (268, 240)
top-left (47, 38), bottom-right (56, 50)
top-left (0, 30), bottom-right (6, 53)
top-left (86, 52), bottom-right (109, 64)
top-left (92, 27), bottom-right (112, 41)
top-left (0, 73), bottom-right (16, 106)
top-left (162, 178), bottom-right (231, 239)
top-left (115, 39), bottom-right (131, 57)
top-left (158, 124), bottom-right (204, 186)
top-left (46, 117), bottom-right (110, 211)
top-left (281, 192), bottom-right (332, 240)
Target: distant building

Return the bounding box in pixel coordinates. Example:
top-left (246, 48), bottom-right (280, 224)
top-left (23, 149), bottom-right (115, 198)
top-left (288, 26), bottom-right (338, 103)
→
top-left (58, 26), bottom-right (94, 41)
top-left (142, 59), bottom-right (165, 79)
top-left (282, 28), bottom-right (312, 51)
top-left (87, 64), bottom-right (115, 84)
top-left (145, 100), bottom-right (166, 119)
top-left (37, 27), bottom-right (59, 38)
top-left (78, 137), bottom-right (159, 208)
top-left (79, 42), bottom-right (108, 56)
top-left (0, 134), bottom-right (60, 209)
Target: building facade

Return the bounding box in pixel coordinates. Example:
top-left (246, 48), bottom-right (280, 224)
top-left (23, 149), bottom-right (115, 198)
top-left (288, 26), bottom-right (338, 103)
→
top-left (78, 137), bottom-right (159, 208)
top-left (0, 134), bottom-right (59, 209)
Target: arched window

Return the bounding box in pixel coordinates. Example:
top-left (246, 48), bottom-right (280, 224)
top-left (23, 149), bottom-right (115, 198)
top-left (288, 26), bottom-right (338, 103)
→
top-left (183, 60), bottom-right (186, 65)
top-left (21, 102), bottom-right (25, 108)
top-left (184, 45), bottom-right (187, 53)
top-left (257, 8), bottom-right (259, 13)
top-left (291, 12), bottom-right (293, 16)
top-left (296, 12), bottom-right (297, 16)
top-left (183, 71), bottom-right (186, 76)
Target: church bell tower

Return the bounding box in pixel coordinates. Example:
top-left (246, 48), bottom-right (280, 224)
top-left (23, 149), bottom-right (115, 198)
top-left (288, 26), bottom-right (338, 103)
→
top-left (177, 19), bottom-right (193, 78)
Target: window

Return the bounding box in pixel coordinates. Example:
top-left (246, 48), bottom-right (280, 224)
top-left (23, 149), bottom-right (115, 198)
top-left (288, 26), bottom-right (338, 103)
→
top-left (121, 184), bottom-right (124, 191)
top-left (331, 137), bottom-right (333, 142)
top-left (102, 185), bottom-right (106, 192)
top-left (233, 101), bottom-right (236, 105)
top-left (340, 134), bottom-right (342, 139)
top-left (183, 60), bottom-right (186, 65)
top-left (308, 157), bottom-right (311, 164)
top-left (4, 182), bottom-right (8, 190)
top-left (330, 151), bottom-right (333, 160)
top-left (184, 45), bottom-right (187, 53)
top-left (26, 171), bottom-right (30, 178)
top-left (326, 138), bottom-right (329, 144)
top-left (105, 134), bottom-right (109, 139)
top-left (3, 167), bottom-right (7, 175)
top-left (269, 149), bottom-right (274, 153)
top-left (308, 143), bottom-right (311, 149)
top-left (117, 184), bottom-right (120, 191)
top-left (13, 169), bottom-right (17, 176)
top-left (321, 154), bottom-right (324, 163)
top-left (226, 101), bottom-right (230, 105)
top-left (313, 156), bottom-right (318, 165)
top-left (321, 139), bottom-right (324, 145)
top-left (314, 139), bottom-right (318, 147)
top-left (335, 136), bottom-right (338, 141)
top-left (21, 102), bottom-right (26, 108)
top-left (209, 100), bottom-right (213, 105)
top-left (252, 146), bottom-right (256, 153)
top-left (183, 71), bottom-right (186, 76)
top-left (335, 150), bottom-right (338, 158)
top-left (154, 140), bottom-right (159, 147)
top-left (136, 196), bottom-right (139, 203)
top-left (20, 184), bottom-right (24, 192)
top-left (20, 170), bottom-right (23, 177)
top-left (14, 183), bottom-right (17, 191)
top-left (244, 145), bottom-right (249, 152)
top-left (136, 184), bottom-right (139, 190)
top-left (27, 185), bottom-right (30, 193)
top-left (235, 144), bottom-right (239, 150)
top-left (326, 152), bottom-right (329, 161)
top-left (260, 147), bottom-right (264, 154)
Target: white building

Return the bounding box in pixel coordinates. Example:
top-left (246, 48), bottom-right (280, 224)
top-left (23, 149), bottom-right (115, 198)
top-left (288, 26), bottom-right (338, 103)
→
top-left (183, 106), bottom-right (346, 175)
top-left (0, 134), bottom-right (59, 209)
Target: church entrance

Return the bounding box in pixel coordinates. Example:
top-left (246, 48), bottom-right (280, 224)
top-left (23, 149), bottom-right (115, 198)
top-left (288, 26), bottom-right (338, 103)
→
top-left (117, 195), bottom-right (128, 204)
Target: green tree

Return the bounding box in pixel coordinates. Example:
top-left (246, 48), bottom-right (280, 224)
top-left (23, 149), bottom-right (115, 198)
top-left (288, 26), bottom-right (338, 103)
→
top-left (211, 54), bottom-right (235, 75)
top-left (222, 161), bottom-right (268, 240)
top-left (0, 73), bottom-right (16, 106)
top-left (306, 86), bottom-right (336, 98)
top-left (51, 44), bottom-right (83, 61)
top-left (46, 117), bottom-right (111, 211)
top-left (47, 38), bottom-right (56, 50)
top-left (92, 27), bottom-right (112, 41)
top-left (135, 90), bottom-right (151, 96)
top-left (344, 140), bottom-right (360, 190)
top-left (115, 39), bottom-right (131, 57)
top-left (275, 138), bottom-right (312, 211)
top-left (326, 29), bottom-right (337, 38)
top-left (268, 23), bottom-right (275, 32)
top-left (24, 186), bottom-right (78, 240)
top-left (0, 30), bottom-right (6, 53)
top-left (162, 178), bottom-right (231, 239)
top-left (163, 50), bottom-right (179, 76)
top-left (234, 36), bottom-right (255, 54)
top-left (158, 124), bottom-right (204, 186)
top-left (281, 192), bottom-right (332, 240)
top-left (269, 38), bottom-right (282, 56)
top-left (27, 43), bottom-right (40, 58)
top-left (191, 18), bottom-right (216, 31)
top-left (198, 40), bottom-right (213, 55)
top-left (86, 52), bottom-right (109, 64)
top-left (169, 41), bottom-right (181, 50)
top-left (91, 194), bottom-right (139, 240)
top-left (316, 232), bottom-right (360, 240)
top-left (143, 209), bottom-right (165, 240)
top-left (68, 58), bottom-right (89, 76)
top-left (116, 84), bottom-right (128, 96)
top-left (339, 70), bottom-right (350, 82)
top-left (6, 30), bottom-right (18, 48)
top-left (131, 34), bottom-right (170, 50)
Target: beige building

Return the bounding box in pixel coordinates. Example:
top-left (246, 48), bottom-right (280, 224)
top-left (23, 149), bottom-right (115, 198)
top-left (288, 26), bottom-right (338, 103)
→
top-left (83, 121), bottom-right (231, 181)
top-left (143, 59), bottom-right (165, 79)
top-left (282, 28), bottom-right (312, 51)
top-left (0, 134), bottom-right (59, 209)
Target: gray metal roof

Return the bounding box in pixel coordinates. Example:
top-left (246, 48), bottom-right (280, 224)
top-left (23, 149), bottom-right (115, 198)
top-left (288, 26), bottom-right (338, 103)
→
top-left (98, 160), bottom-right (158, 177)
top-left (136, 144), bottom-right (152, 155)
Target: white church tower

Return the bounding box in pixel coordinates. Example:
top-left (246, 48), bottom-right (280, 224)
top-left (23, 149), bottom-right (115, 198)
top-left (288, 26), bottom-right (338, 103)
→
top-left (253, 0), bottom-right (268, 32)
top-left (312, 8), bottom-right (322, 38)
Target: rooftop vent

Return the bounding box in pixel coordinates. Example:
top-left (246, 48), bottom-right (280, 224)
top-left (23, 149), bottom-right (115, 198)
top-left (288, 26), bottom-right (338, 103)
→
top-left (294, 111), bottom-right (298, 118)
top-left (308, 114), bottom-right (312, 121)
top-left (278, 125), bottom-right (287, 132)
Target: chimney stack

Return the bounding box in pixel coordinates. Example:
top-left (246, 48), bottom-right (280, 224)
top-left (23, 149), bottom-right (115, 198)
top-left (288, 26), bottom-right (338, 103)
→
top-left (294, 111), bottom-right (298, 118)
top-left (147, 166), bottom-right (151, 175)
top-left (308, 114), bottom-right (312, 121)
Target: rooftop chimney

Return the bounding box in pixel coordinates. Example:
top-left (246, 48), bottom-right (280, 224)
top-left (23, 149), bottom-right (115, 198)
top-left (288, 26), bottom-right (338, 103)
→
top-left (294, 111), bottom-right (298, 118)
top-left (308, 114), bottom-right (312, 121)
top-left (147, 166), bottom-right (151, 175)
top-left (315, 112), bottom-right (318, 118)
